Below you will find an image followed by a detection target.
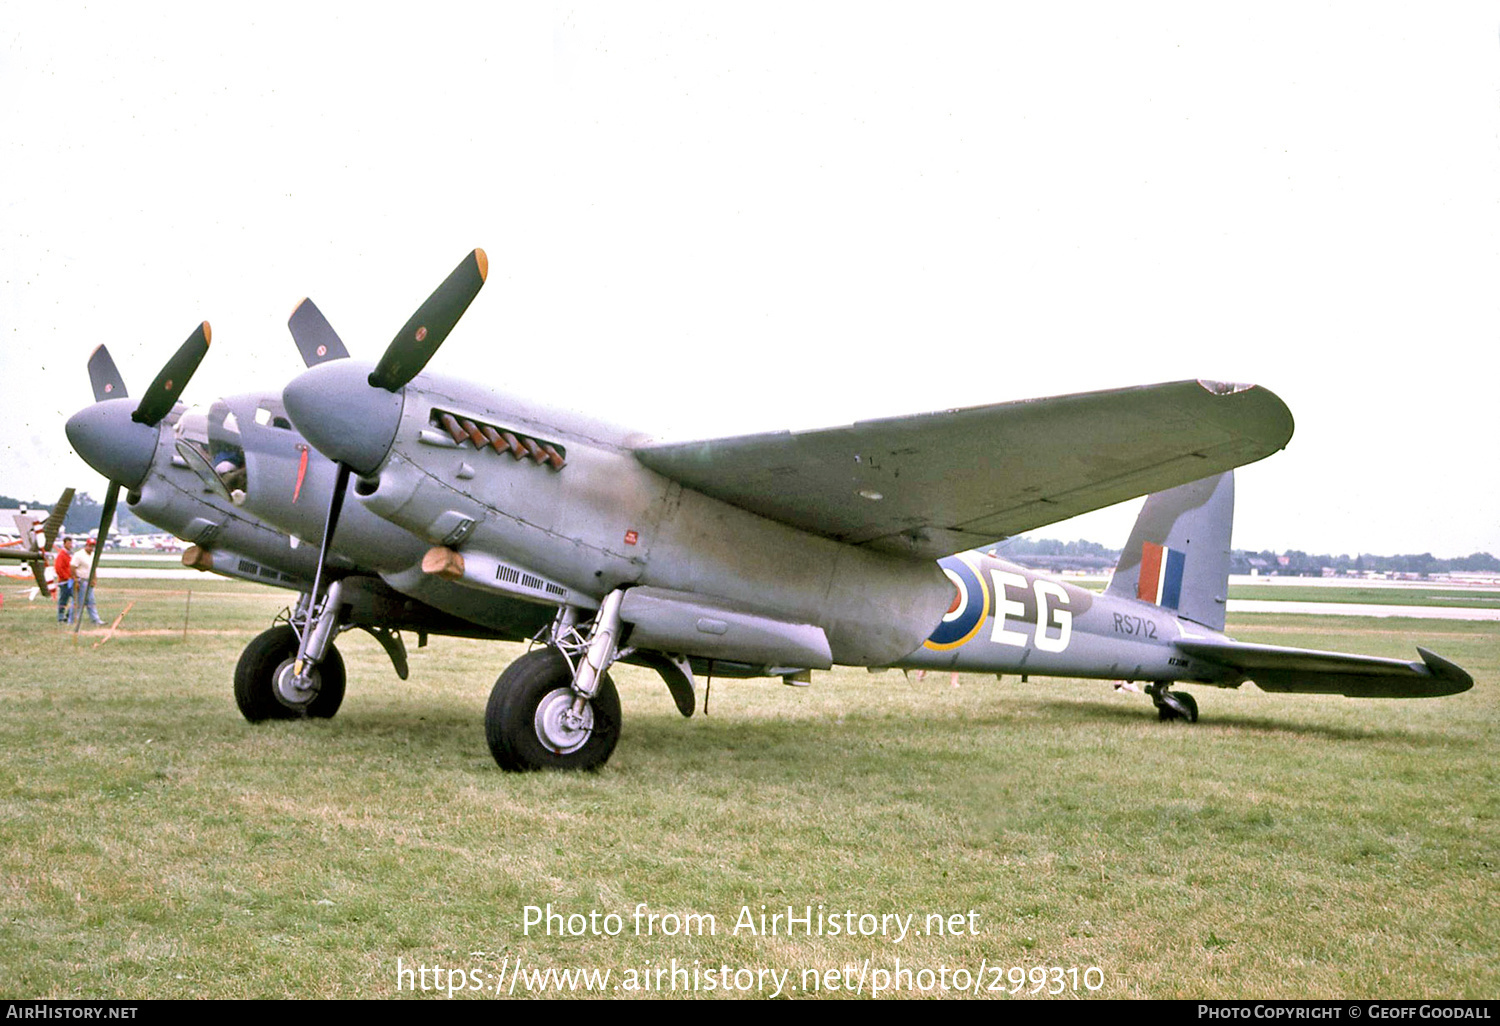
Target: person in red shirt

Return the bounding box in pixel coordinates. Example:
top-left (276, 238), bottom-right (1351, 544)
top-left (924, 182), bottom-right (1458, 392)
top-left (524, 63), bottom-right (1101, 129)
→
top-left (54, 538), bottom-right (74, 623)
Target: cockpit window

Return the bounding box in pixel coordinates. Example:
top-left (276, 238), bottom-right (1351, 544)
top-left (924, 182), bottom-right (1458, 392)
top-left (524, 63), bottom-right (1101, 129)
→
top-left (255, 402), bottom-right (294, 430)
top-left (174, 401), bottom-right (248, 501)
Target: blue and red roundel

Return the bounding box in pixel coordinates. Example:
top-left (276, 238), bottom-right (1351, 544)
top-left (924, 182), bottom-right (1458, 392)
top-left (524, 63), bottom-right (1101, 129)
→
top-left (924, 555), bottom-right (989, 651)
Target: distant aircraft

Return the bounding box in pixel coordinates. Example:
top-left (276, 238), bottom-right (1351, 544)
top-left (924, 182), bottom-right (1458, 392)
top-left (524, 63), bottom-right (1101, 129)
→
top-left (255, 249), bottom-right (1472, 771)
top-left (0, 489), bottom-right (75, 593)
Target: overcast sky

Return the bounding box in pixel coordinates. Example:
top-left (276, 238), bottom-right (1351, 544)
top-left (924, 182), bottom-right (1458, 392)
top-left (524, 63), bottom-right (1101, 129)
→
top-left (3, 3), bottom-right (1496, 557)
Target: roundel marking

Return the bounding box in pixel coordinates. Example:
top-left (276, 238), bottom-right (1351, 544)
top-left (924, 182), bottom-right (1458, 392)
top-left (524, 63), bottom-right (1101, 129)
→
top-left (923, 555), bottom-right (989, 651)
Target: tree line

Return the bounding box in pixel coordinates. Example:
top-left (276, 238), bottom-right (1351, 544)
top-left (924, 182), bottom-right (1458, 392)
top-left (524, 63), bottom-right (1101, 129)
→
top-left (998, 536), bottom-right (1499, 576)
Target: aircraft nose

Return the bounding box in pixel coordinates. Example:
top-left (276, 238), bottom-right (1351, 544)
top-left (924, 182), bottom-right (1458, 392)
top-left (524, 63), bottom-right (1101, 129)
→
top-left (282, 359), bottom-right (405, 478)
top-left (65, 398), bottom-right (160, 489)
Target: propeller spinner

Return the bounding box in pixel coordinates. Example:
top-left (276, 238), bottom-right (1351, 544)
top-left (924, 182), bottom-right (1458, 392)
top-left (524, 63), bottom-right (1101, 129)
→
top-left (66, 325), bottom-right (212, 633)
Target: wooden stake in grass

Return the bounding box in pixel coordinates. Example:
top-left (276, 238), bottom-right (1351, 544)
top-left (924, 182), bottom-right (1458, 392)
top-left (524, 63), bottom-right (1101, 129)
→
top-left (183, 589), bottom-right (192, 641)
top-left (92, 601), bottom-right (135, 649)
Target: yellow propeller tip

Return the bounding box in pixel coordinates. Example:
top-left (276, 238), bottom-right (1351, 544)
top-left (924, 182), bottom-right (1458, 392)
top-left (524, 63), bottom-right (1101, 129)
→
top-left (474, 249), bottom-right (488, 282)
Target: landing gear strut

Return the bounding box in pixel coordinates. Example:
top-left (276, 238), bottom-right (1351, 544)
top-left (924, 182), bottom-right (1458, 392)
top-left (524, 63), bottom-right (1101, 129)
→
top-left (485, 592), bottom-right (627, 771)
top-left (1148, 682), bottom-right (1198, 723)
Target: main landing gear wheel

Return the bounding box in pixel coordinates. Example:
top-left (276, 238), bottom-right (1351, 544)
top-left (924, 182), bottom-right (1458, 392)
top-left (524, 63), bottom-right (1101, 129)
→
top-left (486, 647), bottom-right (621, 772)
top-left (234, 625), bottom-right (346, 722)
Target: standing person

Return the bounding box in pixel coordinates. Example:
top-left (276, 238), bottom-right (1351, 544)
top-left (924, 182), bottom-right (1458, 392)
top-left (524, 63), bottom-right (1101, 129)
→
top-left (71, 538), bottom-right (105, 626)
top-left (54, 538), bottom-right (74, 623)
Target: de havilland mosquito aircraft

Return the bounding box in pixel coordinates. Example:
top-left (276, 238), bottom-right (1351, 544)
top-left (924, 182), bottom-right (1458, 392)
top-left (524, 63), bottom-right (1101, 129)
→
top-left (207, 247), bottom-right (1476, 773)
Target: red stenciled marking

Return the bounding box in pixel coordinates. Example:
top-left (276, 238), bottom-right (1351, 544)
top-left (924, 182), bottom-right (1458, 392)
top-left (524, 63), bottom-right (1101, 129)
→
top-left (415, 326), bottom-right (428, 342)
top-left (293, 445), bottom-right (309, 503)
top-left (316, 344), bottom-right (327, 357)
top-left (624, 530), bottom-right (639, 546)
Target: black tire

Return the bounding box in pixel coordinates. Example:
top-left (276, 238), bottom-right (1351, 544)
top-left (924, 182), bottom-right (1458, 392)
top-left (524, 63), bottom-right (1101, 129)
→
top-left (1155, 690), bottom-right (1198, 724)
top-left (234, 625), bottom-right (346, 722)
top-left (486, 648), bottom-right (621, 772)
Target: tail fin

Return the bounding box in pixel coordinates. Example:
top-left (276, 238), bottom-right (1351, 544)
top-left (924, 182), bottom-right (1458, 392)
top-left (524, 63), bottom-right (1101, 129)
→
top-left (10, 513), bottom-right (39, 554)
top-left (1105, 471), bottom-right (1234, 632)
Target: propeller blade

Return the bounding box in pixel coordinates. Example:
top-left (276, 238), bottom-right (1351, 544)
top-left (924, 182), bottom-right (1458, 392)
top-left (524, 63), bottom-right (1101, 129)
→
top-left (292, 462), bottom-right (351, 673)
top-left (39, 488), bottom-right (75, 553)
top-left (288, 298), bottom-right (350, 367)
top-left (314, 462), bottom-right (351, 587)
top-left (87, 346), bottom-right (128, 401)
top-left (73, 482), bottom-right (118, 637)
top-left (367, 249), bottom-right (488, 392)
top-left (132, 322), bottom-right (211, 426)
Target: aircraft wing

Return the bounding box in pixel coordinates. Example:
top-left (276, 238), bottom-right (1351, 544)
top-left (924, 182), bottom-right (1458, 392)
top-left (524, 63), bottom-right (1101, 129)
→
top-left (1174, 637), bottom-right (1473, 698)
top-left (633, 380), bottom-right (1294, 560)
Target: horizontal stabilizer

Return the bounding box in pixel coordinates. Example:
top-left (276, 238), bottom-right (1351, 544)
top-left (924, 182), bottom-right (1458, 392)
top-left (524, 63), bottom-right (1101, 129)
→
top-left (1175, 637), bottom-right (1473, 699)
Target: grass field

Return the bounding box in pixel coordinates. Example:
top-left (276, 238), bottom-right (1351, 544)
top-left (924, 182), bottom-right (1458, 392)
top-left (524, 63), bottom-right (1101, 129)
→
top-left (1, 579), bottom-right (1494, 999)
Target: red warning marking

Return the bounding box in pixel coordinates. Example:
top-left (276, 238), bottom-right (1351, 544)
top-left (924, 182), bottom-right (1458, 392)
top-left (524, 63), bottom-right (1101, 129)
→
top-left (316, 344), bottom-right (327, 357)
top-left (415, 326), bottom-right (428, 342)
top-left (624, 530), bottom-right (639, 546)
top-left (293, 445), bottom-right (309, 503)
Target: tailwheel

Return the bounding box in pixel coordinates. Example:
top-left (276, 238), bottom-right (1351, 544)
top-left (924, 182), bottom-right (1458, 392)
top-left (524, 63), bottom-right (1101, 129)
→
top-left (486, 647), bottom-right (621, 772)
top-left (1150, 683), bottom-right (1198, 723)
top-left (234, 625), bottom-right (346, 722)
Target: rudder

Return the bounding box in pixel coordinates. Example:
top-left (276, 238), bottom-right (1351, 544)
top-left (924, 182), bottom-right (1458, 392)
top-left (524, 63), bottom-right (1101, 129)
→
top-left (1105, 472), bottom-right (1234, 632)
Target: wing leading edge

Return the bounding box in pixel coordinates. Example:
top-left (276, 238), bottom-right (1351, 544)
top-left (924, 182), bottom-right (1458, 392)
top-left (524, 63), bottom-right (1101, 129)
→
top-left (634, 380), bottom-right (1294, 560)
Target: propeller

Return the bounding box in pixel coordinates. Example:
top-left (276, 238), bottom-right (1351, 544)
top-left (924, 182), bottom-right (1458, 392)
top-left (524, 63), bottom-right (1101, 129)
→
top-left (368, 248), bottom-right (487, 391)
top-left (68, 325), bottom-right (212, 634)
top-left (87, 346), bottom-right (127, 401)
top-left (283, 249), bottom-right (488, 683)
top-left (132, 322), bottom-right (212, 425)
top-left (287, 298), bottom-right (351, 367)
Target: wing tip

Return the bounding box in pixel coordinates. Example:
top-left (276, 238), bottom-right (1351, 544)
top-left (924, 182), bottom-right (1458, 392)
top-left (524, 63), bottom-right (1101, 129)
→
top-left (1417, 647), bottom-right (1474, 693)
